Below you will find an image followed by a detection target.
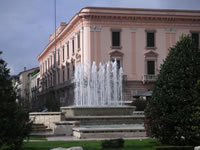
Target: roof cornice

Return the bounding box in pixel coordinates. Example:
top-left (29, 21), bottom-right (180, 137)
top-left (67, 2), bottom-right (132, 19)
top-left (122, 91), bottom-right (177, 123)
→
top-left (38, 14), bottom-right (81, 61)
top-left (81, 7), bottom-right (200, 14)
top-left (38, 7), bottom-right (200, 61)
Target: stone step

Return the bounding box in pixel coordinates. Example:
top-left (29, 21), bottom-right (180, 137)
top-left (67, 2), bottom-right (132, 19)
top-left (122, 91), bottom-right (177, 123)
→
top-left (32, 123), bottom-right (44, 126)
top-left (31, 123), bottom-right (52, 133)
top-left (32, 124), bottom-right (48, 129)
top-left (65, 115), bottom-right (144, 125)
top-left (73, 126), bottom-right (146, 139)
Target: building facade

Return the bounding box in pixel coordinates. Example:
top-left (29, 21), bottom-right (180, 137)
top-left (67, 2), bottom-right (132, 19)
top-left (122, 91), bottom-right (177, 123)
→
top-left (29, 69), bottom-right (41, 110)
top-left (13, 67), bottom-right (40, 109)
top-left (38, 7), bottom-right (200, 107)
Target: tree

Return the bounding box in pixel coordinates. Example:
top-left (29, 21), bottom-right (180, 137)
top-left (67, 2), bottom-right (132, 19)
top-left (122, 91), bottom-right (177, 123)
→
top-left (145, 35), bottom-right (200, 145)
top-left (0, 51), bottom-right (32, 150)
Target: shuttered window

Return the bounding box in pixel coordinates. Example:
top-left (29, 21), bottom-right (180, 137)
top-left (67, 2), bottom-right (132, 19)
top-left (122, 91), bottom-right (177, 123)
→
top-left (147, 60), bottom-right (155, 75)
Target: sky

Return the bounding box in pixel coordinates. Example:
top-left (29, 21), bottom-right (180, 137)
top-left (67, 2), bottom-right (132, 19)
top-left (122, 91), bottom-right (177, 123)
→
top-left (0, 0), bottom-right (199, 75)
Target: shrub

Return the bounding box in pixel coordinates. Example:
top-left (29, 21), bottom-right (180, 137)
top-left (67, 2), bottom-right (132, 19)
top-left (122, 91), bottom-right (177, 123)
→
top-left (154, 146), bottom-right (194, 150)
top-left (145, 35), bottom-right (200, 145)
top-left (132, 98), bottom-right (147, 111)
top-left (101, 138), bottom-right (124, 148)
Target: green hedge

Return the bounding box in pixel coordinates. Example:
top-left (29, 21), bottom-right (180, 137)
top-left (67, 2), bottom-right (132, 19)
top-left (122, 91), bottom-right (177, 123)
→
top-left (101, 138), bottom-right (124, 148)
top-left (154, 146), bottom-right (194, 150)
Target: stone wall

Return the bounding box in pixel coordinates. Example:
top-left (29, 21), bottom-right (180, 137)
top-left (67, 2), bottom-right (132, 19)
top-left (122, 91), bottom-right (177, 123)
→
top-left (29, 112), bottom-right (63, 130)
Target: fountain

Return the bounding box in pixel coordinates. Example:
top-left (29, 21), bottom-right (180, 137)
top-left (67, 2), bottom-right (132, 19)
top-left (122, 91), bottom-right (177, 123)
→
top-left (61, 60), bottom-right (135, 117)
top-left (59, 60), bottom-right (145, 138)
top-left (74, 61), bottom-right (123, 106)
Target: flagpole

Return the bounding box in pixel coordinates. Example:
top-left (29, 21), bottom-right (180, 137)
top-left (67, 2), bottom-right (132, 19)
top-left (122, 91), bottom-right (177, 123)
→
top-left (54, 0), bottom-right (56, 53)
top-left (54, 0), bottom-right (56, 86)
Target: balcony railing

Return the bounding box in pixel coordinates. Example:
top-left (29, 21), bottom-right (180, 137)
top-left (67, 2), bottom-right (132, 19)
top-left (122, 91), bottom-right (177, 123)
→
top-left (143, 74), bottom-right (157, 83)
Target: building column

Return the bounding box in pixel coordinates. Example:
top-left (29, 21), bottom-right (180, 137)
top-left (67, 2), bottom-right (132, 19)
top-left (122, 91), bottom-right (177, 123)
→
top-left (80, 27), bottom-right (84, 64)
top-left (95, 26), bottom-right (101, 66)
top-left (165, 28), bottom-right (176, 56)
top-left (130, 27), bottom-right (137, 79)
top-left (83, 26), bottom-right (90, 65)
top-left (90, 26), bottom-right (95, 63)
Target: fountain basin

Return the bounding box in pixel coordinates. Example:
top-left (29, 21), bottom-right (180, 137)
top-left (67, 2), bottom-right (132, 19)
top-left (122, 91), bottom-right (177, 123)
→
top-left (61, 106), bottom-right (136, 117)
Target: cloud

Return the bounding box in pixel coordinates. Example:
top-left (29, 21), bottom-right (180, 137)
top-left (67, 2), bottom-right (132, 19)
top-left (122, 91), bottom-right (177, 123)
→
top-left (159, 0), bottom-right (200, 10)
top-left (87, 0), bottom-right (162, 8)
top-left (87, 0), bottom-right (200, 9)
top-left (0, 0), bottom-right (199, 75)
top-left (0, 0), bottom-right (54, 75)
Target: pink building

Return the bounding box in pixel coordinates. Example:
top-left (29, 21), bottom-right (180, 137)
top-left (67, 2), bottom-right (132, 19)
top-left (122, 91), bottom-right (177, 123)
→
top-left (38, 7), bottom-right (200, 108)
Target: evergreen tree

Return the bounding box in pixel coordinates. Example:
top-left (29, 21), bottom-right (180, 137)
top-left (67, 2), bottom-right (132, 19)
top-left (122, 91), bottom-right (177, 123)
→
top-left (145, 35), bottom-right (200, 145)
top-left (0, 51), bottom-right (32, 150)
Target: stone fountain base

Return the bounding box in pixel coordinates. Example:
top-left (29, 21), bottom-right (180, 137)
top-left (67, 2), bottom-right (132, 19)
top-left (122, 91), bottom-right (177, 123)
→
top-left (53, 106), bottom-right (146, 138)
top-left (60, 106), bottom-right (136, 117)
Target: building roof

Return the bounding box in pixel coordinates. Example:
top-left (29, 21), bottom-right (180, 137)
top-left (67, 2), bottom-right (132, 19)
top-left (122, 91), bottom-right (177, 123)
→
top-left (38, 7), bottom-right (200, 60)
top-left (18, 67), bottom-right (39, 76)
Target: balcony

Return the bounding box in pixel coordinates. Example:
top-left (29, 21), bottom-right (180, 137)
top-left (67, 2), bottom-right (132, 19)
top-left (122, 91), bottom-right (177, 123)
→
top-left (143, 74), bottom-right (157, 83)
top-left (38, 80), bottom-right (73, 96)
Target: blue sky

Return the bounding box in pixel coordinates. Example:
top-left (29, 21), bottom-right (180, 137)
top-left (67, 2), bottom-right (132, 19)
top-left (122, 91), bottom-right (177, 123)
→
top-left (0, 0), bottom-right (199, 75)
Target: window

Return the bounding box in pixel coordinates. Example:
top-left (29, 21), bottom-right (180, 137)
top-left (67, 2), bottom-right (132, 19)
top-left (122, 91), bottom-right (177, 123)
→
top-left (72, 39), bottom-right (75, 54)
top-left (45, 61), bottom-right (47, 72)
top-left (63, 69), bottom-right (65, 82)
top-left (77, 33), bottom-right (80, 49)
top-left (37, 78), bottom-right (40, 87)
top-left (111, 59), bottom-right (121, 69)
top-left (48, 58), bottom-right (49, 70)
top-left (50, 56), bottom-right (52, 67)
top-left (54, 52), bottom-right (56, 67)
top-left (62, 45), bottom-right (65, 62)
top-left (147, 60), bottom-right (155, 75)
top-left (42, 63), bottom-right (44, 74)
top-left (67, 43), bottom-right (69, 58)
top-left (58, 49), bottom-right (60, 65)
top-left (117, 60), bottom-right (121, 69)
top-left (57, 69), bottom-right (60, 84)
top-left (72, 63), bottom-right (75, 77)
top-left (192, 33), bottom-right (199, 48)
top-left (147, 32), bottom-right (155, 48)
top-left (112, 31), bottom-right (120, 47)
top-left (67, 65), bottom-right (70, 80)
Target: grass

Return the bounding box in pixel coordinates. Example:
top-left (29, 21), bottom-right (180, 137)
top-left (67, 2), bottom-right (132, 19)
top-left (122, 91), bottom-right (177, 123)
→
top-left (21, 138), bottom-right (160, 150)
